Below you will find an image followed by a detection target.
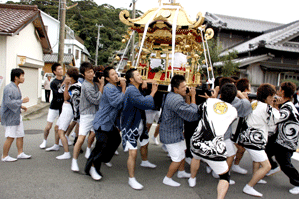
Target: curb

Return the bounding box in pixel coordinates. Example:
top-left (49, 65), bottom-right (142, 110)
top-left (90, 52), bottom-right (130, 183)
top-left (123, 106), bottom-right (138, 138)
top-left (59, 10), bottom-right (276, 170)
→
top-left (22, 102), bottom-right (50, 118)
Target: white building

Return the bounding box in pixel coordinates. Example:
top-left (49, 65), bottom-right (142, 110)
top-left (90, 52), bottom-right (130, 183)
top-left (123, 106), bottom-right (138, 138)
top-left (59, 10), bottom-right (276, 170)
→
top-left (40, 11), bottom-right (90, 68)
top-left (0, 4), bottom-right (51, 107)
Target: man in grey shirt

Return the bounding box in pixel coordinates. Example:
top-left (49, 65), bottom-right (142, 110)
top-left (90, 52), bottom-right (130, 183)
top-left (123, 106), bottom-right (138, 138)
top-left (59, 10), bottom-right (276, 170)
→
top-left (72, 62), bottom-right (104, 180)
top-left (0, 68), bottom-right (31, 162)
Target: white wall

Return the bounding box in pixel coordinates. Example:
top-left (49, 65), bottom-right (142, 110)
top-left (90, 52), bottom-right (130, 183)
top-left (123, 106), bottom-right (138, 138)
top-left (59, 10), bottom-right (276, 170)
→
top-left (41, 11), bottom-right (60, 53)
top-left (41, 11), bottom-right (76, 54)
top-left (2, 23), bottom-right (44, 107)
top-left (65, 39), bottom-right (85, 67)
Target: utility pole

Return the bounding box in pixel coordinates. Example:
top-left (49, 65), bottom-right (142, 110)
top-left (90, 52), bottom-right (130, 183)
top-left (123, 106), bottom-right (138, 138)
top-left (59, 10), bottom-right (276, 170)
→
top-left (95, 24), bottom-right (104, 66)
top-left (58, 0), bottom-right (66, 65)
top-left (130, 0), bottom-right (136, 63)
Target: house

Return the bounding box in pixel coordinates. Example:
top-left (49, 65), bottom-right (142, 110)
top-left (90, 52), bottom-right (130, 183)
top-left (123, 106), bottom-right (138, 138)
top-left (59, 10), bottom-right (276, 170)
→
top-left (40, 10), bottom-right (90, 72)
top-left (0, 4), bottom-right (52, 107)
top-left (205, 13), bottom-right (299, 90)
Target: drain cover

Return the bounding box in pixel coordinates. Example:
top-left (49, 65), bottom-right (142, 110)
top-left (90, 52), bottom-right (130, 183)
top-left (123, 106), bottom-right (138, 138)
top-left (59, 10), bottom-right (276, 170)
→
top-left (24, 129), bottom-right (43, 134)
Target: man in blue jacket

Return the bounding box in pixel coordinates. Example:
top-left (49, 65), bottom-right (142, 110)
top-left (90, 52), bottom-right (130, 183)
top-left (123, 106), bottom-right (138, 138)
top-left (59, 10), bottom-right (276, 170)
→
top-left (81, 67), bottom-right (126, 180)
top-left (121, 68), bottom-right (158, 190)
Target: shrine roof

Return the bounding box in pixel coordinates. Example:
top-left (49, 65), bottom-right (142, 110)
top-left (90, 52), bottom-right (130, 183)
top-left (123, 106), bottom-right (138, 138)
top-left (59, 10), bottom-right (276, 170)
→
top-left (205, 13), bottom-right (282, 33)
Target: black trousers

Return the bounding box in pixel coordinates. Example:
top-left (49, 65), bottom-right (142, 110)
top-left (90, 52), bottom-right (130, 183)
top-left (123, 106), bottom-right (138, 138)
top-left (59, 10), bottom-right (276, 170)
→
top-left (85, 126), bottom-right (121, 175)
top-left (184, 120), bottom-right (199, 158)
top-left (45, 90), bottom-right (51, 103)
top-left (274, 143), bottom-right (299, 186)
top-left (265, 134), bottom-right (279, 169)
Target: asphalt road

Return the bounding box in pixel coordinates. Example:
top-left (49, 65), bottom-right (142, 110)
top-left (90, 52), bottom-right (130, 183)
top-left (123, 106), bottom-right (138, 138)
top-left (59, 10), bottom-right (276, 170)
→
top-left (1, 112), bottom-right (299, 199)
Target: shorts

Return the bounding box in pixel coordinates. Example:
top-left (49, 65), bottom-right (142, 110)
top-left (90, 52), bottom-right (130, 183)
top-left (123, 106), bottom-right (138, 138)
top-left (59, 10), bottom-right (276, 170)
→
top-left (4, 116), bottom-right (24, 138)
top-left (165, 140), bottom-right (186, 162)
top-left (201, 157), bottom-right (228, 175)
top-left (224, 139), bottom-right (236, 157)
top-left (245, 148), bottom-right (268, 162)
top-left (125, 120), bottom-right (149, 150)
top-left (79, 114), bottom-right (95, 136)
top-left (192, 152), bottom-right (228, 175)
top-left (47, 109), bottom-right (60, 123)
top-left (56, 103), bottom-right (74, 131)
top-left (145, 109), bottom-right (161, 124)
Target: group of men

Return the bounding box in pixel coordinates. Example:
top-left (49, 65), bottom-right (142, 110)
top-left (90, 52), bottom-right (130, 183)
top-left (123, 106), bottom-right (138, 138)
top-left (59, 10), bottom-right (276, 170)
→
top-left (1, 62), bottom-right (299, 199)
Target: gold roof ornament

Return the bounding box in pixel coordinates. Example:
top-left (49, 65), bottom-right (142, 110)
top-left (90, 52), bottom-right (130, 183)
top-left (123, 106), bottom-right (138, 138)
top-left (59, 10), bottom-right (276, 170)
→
top-left (118, 0), bottom-right (215, 87)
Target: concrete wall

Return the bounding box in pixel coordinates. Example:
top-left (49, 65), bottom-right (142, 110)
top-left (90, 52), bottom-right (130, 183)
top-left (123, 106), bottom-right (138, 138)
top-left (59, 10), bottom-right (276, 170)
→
top-left (0, 36), bottom-right (7, 104)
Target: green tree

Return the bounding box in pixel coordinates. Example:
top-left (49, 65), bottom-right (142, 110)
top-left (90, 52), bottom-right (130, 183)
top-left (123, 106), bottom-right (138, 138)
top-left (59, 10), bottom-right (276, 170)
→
top-left (197, 38), bottom-right (239, 78)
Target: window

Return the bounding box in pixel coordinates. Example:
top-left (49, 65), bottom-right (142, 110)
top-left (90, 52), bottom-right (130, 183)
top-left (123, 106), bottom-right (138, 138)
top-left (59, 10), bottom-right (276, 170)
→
top-left (68, 48), bottom-right (71, 54)
top-left (75, 49), bottom-right (79, 60)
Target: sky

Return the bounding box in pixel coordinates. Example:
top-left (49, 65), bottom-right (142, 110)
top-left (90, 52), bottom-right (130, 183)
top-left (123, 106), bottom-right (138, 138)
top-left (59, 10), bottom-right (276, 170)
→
top-left (1, 0), bottom-right (297, 24)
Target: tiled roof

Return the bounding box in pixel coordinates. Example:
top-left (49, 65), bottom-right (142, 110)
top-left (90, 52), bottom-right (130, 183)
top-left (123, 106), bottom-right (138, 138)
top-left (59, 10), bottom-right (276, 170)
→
top-left (221, 21), bottom-right (299, 55)
top-left (0, 4), bottom-right (39, 35)
top-left (44, 54), bottom-right (74, 64)
top-left (205, 13), bottom-right (282, 33)
top-left (0, 4), bottom-right (52, 54)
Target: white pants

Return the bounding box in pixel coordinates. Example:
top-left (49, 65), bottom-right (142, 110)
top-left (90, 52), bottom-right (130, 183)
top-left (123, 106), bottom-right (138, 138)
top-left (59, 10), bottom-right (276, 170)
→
top-left (4, 116), bottom-right (24, 138)
top-left (79, 114), bottom-right (95, 136)
top-left (165, 140), bottom-right (186, 162)
top-left (56, 103), bottom-right (74, 131)
top-left (47, 109), bottom-right (60, 123)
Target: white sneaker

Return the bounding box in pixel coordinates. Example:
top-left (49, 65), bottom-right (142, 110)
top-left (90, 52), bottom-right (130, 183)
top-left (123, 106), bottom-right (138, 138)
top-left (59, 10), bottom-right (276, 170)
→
top-left (257, 179), bottom-right (267, 184)
top-left (105, 162), bottom-right (112, 167)
top-left (46, 144), bottom-right (59, 151)
top-left (185, 157), bottom-right (192, 165)
top-left (56, 152), bottom-right (71, 160)
top-left (128, 177), bottom-right (143, 190)
top-left (39, 140), bottom-right (47, 149)
top-left (140, 160), bottom-right (157, 168)
top-left (229, 179), bottom-right (235, 185)
top-left (232, 164), bottom-right (248, 174)
top-left (85, 147), bottom-right (91, 159)
top-left (17, 152), bottom-right (32, 159)
top-left (70, 131), bottom-right (76, 138)
top-left (206, 165), bottom-right (212, 174)
top-left (289, 186), bottom-right (299, 194)
top-left (212, 171), bottom-right (219, 179)
top-left (115, 150), bottom-right (119, 155)
top-left (152, 136), bottom-right (159, 145)
top-left (155, 138), bottom-right (160, 145)
top-left (188, 177), bottom-right (196, 187)
top-left (266, 167), bottom-right (280, 176)
top-left (1, 155), bottom-right (17, 162)
top-left (59, 139), bottom-right (63, 147)
top-left (71, 158), bottom-right (79, 172)
top-left (243, 184), bottom-right (263, 197)
top-left (177, 170), bottom-right (191, 178)
top-left (89, 166), bottom-right (102, 181)
top-left (163, 176), bottom-right (181, 187)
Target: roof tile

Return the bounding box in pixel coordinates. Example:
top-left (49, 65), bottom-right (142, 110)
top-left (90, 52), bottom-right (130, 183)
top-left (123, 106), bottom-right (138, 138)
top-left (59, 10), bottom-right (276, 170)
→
top-left (0, 4), bottom-right (39, 35)
top-left (205, 13), bottom-right (282, 33)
